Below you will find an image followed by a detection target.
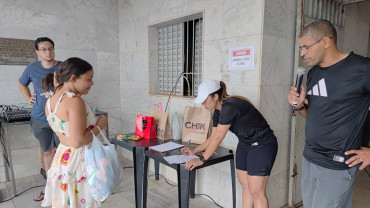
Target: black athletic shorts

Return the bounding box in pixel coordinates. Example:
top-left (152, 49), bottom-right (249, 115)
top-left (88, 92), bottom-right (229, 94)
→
top-left (235, 141), bottom-right (278, 176)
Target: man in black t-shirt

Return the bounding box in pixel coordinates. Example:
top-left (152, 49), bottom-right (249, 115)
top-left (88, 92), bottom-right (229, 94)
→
top-left (288, 20), bottom-right (370, 208)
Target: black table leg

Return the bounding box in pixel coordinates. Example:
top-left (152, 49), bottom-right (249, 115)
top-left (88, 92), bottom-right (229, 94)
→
top-left (143, 155), bottom-right (149, 208)
top-left (230, 158), bottom-right (236, 208)
top-left (134, 147), bottom-right (146, 208)
top-left (178, 164), bottom-right (190, 208)
top-left (189, 170), bottom-right (196, 198)
top-left (155, 160), bottom-right (160, 180)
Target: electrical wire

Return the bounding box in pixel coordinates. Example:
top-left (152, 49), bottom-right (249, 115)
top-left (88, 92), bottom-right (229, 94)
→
top-left (195, 194), bottom-right (224, 208)
top-left (0, 185), bottom-right (45, 203)
top-left (148, 174), bottom-right (177, 187)
top-left (148, 173), bottom-right (223, 207)
top-left (295, 203), bottom-right (304, 208)
top-left (122, 167), bottom-right (223, 207)
top-left (0, 124), bottom-right (9, 168)
top-left (0, 166), bottom-right (131, 203)
top-left (164, 72), bottom-right (184, 112)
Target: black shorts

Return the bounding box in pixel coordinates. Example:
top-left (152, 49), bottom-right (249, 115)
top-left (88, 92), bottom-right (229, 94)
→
top-left (235, 141), bottom-right (278, 176)
top-left (30, 117), bottom-right (60, 152)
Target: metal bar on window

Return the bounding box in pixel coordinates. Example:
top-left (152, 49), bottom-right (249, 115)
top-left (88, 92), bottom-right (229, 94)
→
top-left (304, 0), bottom-right (343, 27)
top-left (192, 19), bottom-right (195, 96)
top-left (157, 17), bottom-right (202, 96)
top-left (158, 23), bottom-right (183, 95)
top-left (186, 21), bottom-right (189, 96)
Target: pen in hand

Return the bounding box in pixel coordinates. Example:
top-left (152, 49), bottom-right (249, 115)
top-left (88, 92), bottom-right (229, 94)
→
top-left (182, 139), bottom-right (191, 155)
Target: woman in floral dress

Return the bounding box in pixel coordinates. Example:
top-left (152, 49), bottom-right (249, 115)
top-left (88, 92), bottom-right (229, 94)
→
top-left (41, 57), bottom-right (108, 208)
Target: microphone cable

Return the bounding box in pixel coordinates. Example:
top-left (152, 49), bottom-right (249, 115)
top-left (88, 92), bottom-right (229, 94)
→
top-left (164, 72), bottom-right (184, 112)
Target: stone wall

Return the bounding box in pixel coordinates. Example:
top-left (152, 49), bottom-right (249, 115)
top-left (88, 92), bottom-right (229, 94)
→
top-left (118, 0), bottom-right (292, 207)
top-left (0, 0), bottom-right (120, 181)
top-left (0, 0), bottom-right (121, 136)
top-left (261, 0), bottom-right (297, 206)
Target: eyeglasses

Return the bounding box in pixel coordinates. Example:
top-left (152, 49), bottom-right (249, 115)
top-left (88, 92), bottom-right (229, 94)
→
top-left (38, 47), bottom-right (55, 52)
top-left (299, 37), bottom-right (323, 52)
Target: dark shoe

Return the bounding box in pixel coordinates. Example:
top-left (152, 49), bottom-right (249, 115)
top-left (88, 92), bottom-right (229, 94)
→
top-left (34, 191), bottom-right (44, 202)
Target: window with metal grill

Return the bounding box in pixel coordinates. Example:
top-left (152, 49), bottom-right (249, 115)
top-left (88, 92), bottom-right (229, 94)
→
top-left (303, 0), bottom-right (344, 27)
top-left (150, 15), bottom-right (203, 97)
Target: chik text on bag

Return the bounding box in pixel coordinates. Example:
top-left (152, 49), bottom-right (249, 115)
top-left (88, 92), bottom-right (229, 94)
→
top-left (182, 106), bottom-right (211, 144)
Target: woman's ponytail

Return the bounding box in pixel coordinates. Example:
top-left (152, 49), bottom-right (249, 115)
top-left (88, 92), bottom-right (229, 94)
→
top-left (211, 81), bottom-right (253, 105)
top-left (41, 72), bottom-right (55, 92)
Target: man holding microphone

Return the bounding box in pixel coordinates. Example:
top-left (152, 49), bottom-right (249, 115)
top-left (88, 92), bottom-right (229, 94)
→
top-left (287, 19), bottom-right (370, 208)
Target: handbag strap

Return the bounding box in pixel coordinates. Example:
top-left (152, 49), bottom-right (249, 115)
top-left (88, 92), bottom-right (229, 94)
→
top-left (96, 126), bottom-right (110, 144)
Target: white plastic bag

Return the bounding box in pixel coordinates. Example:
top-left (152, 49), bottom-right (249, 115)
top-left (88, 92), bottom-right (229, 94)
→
top-left (85, 127), bottom-right (121, 202)
top-left (171, 113), bottom-right (182, 141)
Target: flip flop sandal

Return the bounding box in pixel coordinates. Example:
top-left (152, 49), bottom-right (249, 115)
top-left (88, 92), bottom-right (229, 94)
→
top-left (34, 191), bottom-right (44, 202)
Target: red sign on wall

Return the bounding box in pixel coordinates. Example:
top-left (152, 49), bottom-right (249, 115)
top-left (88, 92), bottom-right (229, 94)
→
top-left (229, 47), bottom-right (254, 70)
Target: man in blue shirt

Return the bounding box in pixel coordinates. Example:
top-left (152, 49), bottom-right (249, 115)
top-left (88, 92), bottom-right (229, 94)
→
top-left (18, 37), bottom-right (62, 201)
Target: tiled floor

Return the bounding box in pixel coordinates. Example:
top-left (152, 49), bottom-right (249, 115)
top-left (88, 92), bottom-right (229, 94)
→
top-left (0, 157), bottom-right (369, 208)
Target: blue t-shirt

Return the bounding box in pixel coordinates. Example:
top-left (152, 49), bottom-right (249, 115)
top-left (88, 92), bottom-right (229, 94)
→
top-left (19, 61), bottom-right (61, 121)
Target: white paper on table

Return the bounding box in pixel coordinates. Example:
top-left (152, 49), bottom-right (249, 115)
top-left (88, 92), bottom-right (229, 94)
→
top-left (164, 155), bottom-right (199, 164)
top-left (149, 141), bottom-right (184, 153)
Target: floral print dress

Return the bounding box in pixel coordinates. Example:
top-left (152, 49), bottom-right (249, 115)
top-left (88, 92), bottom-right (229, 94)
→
top-left (42, 91), bottom-right (100, 208)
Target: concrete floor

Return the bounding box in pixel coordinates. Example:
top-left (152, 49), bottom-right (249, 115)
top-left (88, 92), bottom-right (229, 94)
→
top-left (0, 155), bottom-right (220, 208)
top-left (0, 157), bottom-right (369, 208)
top-left (352, 169), bottom-right (370, 208)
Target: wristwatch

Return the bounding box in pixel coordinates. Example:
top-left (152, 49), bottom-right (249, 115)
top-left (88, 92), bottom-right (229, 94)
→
top-left (199, 156), bottom-right (207, 163)
top-left (293, 104), bottom-right (306, 111)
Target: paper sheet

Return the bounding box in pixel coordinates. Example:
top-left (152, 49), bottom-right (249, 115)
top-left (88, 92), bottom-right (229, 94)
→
top-left (149, 141), bottom-right (184, 153)
top-left (163, 155), bottom-right (199, 164)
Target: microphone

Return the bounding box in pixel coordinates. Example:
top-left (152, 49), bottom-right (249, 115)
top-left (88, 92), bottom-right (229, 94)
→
top-left (293, 67), bottom-right (306, 105)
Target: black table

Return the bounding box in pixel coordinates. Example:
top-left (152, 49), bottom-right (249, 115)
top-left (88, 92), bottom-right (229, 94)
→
top-left (112, 136), bottom-right (236, 208)
top-left (111, 135), bottom-right (164, 208)
top-left (143, 141), bottom-right (236, 208)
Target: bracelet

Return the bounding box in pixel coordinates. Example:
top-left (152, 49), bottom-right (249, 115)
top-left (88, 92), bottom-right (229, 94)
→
top-left (293, 104), bottom-right (306, 111)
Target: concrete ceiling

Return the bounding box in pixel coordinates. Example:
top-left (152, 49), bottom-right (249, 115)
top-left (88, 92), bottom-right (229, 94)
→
top-left (339, 0), bottom-right (370, 5)
top-left (343, 0), bottom-right (370, 26)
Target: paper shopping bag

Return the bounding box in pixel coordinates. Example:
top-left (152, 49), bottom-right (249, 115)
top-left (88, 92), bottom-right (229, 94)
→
top-left (150, 109), bottom-right (172, 140)
top-left (135, 115), bottom-right (157, 140)
top-left (182, 106), bottom-right (211, 144)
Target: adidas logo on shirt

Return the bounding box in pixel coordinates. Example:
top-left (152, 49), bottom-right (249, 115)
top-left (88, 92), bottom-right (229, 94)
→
top-left (307, 78), bottom-right (328, 97)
